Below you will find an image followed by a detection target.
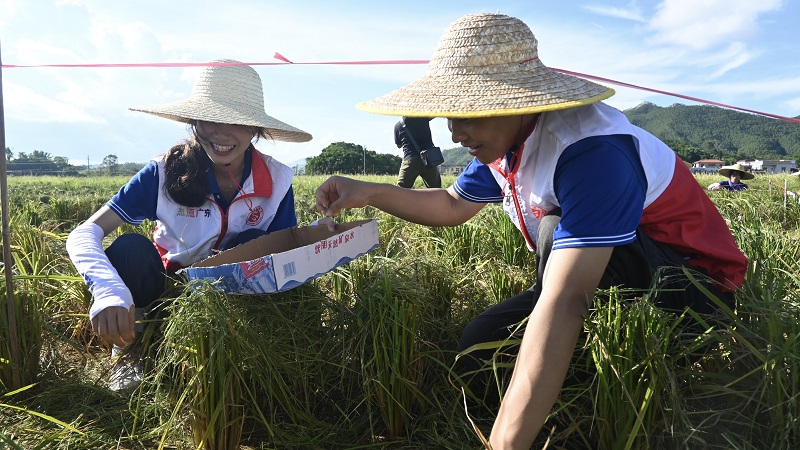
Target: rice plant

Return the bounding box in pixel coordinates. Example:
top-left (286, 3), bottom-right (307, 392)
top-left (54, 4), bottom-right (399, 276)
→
top-left (353, 268), bottom-right (424, 438)
top-left (2, 174), bottom-right (800, 448)
top-left (0, 218), bottom-right (67, 391)
top-left (583, 289), bottom-right (688, 449)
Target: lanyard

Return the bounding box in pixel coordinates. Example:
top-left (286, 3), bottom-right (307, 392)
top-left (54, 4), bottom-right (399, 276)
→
top-left (500, 154), bottom-right (537, 251)
top-left (492, 117), bottom-right (540, 251)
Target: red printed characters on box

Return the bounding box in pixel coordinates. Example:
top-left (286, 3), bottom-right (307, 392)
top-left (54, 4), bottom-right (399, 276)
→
top-left (314, 231), bottom-right (356, 254)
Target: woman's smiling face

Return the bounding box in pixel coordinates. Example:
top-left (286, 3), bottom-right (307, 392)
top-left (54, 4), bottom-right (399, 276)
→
top-left (196, 121), bottom-right (256, 167)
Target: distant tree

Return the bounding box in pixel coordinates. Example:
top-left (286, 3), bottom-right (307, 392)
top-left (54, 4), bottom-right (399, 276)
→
top-left (5, 147), bottom-right (12, 161)
top-left (370, 152), bottom-right (402, 175)
top-left (7, 149), bottom-right (58, 174)
top-left (53, 156), bottom-right (69, 168)
top-left (701, 140), bottom-right (726, 160)
top-left (102, 154), bottom-right (119, 175)
top-left (306, 142), bottom-right (400, 175)
top-left (118, 161), bottom-right (147, 175)
top-left (662, 140), bottom-right (708, 163)
top-left (13, 150), bottom-right (54, 162)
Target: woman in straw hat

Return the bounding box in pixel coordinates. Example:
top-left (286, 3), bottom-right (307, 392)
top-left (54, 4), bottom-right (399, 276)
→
top-left (66, 59), bottom-right (327, 392)
top-left (708, 162), bottom-right (754, 191)
top-left (316, 13), bottom-right (748, 448)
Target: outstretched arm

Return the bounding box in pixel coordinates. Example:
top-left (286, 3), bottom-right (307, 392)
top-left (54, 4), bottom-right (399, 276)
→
top-left (67, 205), bottom-right (135, 348)
top-left (316, 175), bottom-right (485, 227)
top-left (489, 246), bottom-right (613, 449)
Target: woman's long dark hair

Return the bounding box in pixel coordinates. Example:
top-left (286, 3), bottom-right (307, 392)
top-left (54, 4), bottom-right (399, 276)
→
top-left (163, 136), bottom-right (210, 207)
top-left (162, 123), bottom-right (270, 207)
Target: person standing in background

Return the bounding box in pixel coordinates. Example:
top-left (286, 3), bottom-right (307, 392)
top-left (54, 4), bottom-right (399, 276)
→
top-left (395, 117), bottom-right (442, 188)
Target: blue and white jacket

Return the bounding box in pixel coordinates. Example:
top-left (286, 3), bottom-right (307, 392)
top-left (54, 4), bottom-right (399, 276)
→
top-left (107, 147), bottom-right (296, 271)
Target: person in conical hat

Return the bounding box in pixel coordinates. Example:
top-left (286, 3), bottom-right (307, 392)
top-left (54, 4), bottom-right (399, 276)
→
top-left (708, 162), bottom-right (754, 191)
top-left (315, 13), bottom-right (747, 447)
top-left (66, 60), bottom-right (328, 393)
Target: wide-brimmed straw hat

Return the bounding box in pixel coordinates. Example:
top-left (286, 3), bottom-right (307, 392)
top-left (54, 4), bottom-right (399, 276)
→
top-left (357, 13), bottom-right (614, 118)
top-left (130, 59), bottom-right (312, 143)
top-left (718, 163), bottom-right (755, 180)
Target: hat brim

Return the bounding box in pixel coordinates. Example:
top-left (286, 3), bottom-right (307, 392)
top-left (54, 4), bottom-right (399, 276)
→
top-left (130, 99), bottom-right (312, 143)
top-left (357, 66), bottom-right (614, 118)
top-left (718, 168), bottom-right (754, 180)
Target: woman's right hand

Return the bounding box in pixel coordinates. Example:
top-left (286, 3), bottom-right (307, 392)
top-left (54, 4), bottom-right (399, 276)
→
top-left (91, 305), bottom-right (136, 348)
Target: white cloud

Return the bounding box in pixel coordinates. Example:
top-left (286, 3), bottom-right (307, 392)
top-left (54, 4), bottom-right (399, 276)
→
top-left (783, 97), bottom-right (800, 114)
top-left (698, 42), bottom-right (757, 79)
top-left (88, 21), bottom-right (163, 60)
top-left (0, 0), bottom-right (15, 28)
top-left (708, 76), bottom-right (800, 99)
top-left (582, 3), bottom-right (646, 22)
top-left (12, 38), bottom-right (83, 65)
top-left (5, 81), bottom-right (103, 123)
top-left (647, 0), bottom-right (783, 50)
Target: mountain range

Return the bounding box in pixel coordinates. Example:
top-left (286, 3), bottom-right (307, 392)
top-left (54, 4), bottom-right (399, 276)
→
top-left (440, 103), bottom-right (800, 167)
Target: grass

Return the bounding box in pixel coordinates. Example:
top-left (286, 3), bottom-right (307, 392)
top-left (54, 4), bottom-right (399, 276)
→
top-left (1, 173), bottom-right (799, 448)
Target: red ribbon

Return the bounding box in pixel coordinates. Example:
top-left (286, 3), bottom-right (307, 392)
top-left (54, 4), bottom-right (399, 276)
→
top-left (2, 55), bottom-right (798, 124)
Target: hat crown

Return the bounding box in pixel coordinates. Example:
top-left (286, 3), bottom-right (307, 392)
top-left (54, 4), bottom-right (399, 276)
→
top-left (356, 12), bottom-right (614, 118)
top-left (427, 14), bottom-right (539, 76)
top-left (191, 59), bottom-right (265, 111)
top-left (129, 58), bottom-right (312, 142)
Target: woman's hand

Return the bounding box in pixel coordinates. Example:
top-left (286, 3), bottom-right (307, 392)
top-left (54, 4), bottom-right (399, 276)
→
top-left (91, 305), bottom-right (136, 348)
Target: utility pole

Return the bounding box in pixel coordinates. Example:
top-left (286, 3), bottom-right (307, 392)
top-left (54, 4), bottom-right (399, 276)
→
top-left (87, 155), bottom-right (90, 173)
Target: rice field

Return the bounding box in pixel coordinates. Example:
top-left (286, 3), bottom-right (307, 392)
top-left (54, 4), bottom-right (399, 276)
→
top-left (1, 173), bottom-right (799, 449)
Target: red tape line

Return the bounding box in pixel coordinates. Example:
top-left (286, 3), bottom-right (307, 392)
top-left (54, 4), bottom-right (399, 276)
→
top-left (2, 56), bottom-right (798, 124)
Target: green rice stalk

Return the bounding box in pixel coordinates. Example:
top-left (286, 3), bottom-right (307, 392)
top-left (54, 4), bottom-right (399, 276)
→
top-left (353, 267), bottom-right (425, 438)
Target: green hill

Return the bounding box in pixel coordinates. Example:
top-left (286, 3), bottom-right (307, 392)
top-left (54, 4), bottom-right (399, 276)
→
top-left (441, 146), bottom-right (472, 167)
top-left (623, 102), bottom-right (800, 161)
top-left (439, 103), bottom-right (800, 166)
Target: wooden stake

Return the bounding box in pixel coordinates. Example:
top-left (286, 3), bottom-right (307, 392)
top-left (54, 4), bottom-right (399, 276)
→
top-left (0, 39), bottom-right (22, 389)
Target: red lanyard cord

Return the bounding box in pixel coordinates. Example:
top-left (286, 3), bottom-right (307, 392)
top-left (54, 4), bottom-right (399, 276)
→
top-left (224, 164), bottom-right (255, 214)
top-left (498, 117), bottom-right (540, 251)
top-left (505, 172), bottom-right (537, 251)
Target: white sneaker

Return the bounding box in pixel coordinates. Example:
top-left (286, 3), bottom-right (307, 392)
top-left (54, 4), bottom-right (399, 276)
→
top-left (109, 345), bottom-right (143, 393)
top-left (108, 308), bottom-right (146, 393)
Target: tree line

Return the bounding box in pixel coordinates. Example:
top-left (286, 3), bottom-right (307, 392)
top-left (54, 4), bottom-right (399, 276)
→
top-left (4, 142), bottom-right (402, 177)
top-left (5, 149), bottom-right (147, 176)
top-left (303, 141), bottom-right (401, 175)
top-left (8, 102), bottom-right (799, 177)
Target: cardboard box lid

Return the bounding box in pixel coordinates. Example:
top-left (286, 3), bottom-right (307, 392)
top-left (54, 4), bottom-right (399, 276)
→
top-left (190, 218), bottom-right (375, 269)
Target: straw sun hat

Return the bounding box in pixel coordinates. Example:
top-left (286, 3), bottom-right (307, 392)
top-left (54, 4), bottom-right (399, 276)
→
top-left (357, 13), bottom-right (614, 118)
top-left (718, 163), bottom-right (755, 180)
top-left (130, 59), bottom-right (312, 143)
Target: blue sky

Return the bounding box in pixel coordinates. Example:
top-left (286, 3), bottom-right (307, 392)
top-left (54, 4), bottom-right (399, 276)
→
top-left (1, 0), bottom-right (798, 165)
